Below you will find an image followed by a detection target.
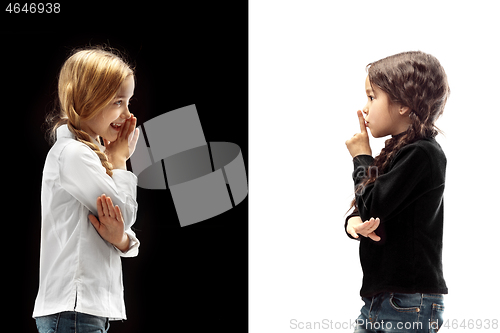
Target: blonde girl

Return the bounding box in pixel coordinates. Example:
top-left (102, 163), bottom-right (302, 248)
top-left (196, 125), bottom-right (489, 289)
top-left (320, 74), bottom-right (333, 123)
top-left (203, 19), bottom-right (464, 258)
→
top-left (345, 51), bottom-right (450, 333)
top-left (33, 47), bottom-right (140, 332)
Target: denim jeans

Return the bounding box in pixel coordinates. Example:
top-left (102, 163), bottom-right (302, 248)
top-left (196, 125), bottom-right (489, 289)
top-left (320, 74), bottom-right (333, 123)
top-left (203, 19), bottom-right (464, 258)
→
top-left (354, 293), bottom-right (445, 333)
top-left (35, 311), bottom-right (110, 333)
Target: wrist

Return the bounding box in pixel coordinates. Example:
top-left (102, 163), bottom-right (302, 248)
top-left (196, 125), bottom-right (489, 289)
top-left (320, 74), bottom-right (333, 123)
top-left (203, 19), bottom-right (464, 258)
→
top-left (113, 233), bottom-right (130, 252)
top-left (348, 216), bottom-right (362, 227)
top-left (108, 155), bottom-right (127, 170)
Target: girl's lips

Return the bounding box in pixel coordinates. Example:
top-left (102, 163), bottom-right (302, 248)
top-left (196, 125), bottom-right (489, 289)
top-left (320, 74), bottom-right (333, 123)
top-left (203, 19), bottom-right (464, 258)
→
top-left (110, 123), bottom-right (123, 131)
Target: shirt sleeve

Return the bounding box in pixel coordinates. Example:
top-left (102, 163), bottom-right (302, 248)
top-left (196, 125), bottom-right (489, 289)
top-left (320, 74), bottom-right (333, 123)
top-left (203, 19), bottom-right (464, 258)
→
top-left (352, 146), bottom-right (433, 222)
top-left (59, 141), bottom-right (139, 254)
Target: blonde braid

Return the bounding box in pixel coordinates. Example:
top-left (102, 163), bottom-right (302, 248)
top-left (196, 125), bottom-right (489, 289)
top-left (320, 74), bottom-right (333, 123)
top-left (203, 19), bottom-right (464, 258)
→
top-left (66, 109), bottom-right (114, 177)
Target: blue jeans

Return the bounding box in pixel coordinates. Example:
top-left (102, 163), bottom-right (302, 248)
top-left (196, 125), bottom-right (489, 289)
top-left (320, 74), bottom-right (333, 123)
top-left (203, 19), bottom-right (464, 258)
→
top-left (354, 293), bottom-right (445, 333)
top-left (35, 311), bottom-right (110, 333)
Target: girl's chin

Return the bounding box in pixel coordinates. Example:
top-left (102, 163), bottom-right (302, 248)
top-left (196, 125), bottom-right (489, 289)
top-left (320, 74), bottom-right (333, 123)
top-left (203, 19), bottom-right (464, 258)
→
top-left (100, 132), bottom-right (118, 144)
top-left (367, 127), bottom-right (388, 138)
top-left (367, 128), bottom-right (377, 137)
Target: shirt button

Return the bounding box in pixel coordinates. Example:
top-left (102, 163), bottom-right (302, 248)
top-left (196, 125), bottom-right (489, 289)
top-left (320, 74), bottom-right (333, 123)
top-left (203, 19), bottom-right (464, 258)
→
top-left (416, 308), bottom-right (420, 312)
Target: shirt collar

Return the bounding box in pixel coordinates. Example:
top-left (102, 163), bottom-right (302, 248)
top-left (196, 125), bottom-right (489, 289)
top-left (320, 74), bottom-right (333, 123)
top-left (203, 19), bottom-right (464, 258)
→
top-left (391, 130), bottom-right (408, 140)
top-left (90, 136), bottom-right (106, 152)
top-left (56, 124), bottom-right (73, 139)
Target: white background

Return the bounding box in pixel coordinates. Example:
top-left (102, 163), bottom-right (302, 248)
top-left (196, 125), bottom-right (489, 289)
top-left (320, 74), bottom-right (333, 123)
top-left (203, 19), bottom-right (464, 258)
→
top-left (249, 1), bottom-right (500, 332)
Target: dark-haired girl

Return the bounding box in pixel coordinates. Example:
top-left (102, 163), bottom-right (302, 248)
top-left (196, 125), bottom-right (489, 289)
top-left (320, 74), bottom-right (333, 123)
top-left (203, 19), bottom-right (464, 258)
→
top-left (345, 51), bottom-right (450, 333)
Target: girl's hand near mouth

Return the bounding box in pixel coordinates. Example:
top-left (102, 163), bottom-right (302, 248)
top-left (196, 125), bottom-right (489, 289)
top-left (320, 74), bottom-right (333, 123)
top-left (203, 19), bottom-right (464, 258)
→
top-left (345, 110), bottom-right (372, 158)
top-left (104, 114), bottom-right (139, 170)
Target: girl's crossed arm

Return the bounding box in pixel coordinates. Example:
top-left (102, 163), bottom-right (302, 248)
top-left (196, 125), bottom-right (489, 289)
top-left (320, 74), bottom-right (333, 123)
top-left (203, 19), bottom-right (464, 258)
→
top-left (59, 116), bottom-right (140, 255)
top-left (89, 195), bottom-right (130, 252)
top-left (346, 216), bottom-right (381, 241)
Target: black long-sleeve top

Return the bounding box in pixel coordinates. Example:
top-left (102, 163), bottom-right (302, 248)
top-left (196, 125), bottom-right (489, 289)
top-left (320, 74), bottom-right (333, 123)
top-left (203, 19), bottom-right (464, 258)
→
top-left (345, 137), bottom-right (448, 297)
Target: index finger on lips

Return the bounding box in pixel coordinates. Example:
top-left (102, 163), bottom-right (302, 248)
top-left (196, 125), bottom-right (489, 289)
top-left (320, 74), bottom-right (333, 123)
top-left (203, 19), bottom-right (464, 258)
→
top-left (357, 110), bottom-right (367, 133)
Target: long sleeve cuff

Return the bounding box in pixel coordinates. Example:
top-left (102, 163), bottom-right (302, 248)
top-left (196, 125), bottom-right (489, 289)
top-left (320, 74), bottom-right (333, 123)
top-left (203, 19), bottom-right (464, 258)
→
top-left (352, 155), bottom-right (375, 182)
top-left (114, 229), bottom-right (140, 257)
top-left (346, 156), bottom-right (373, 240)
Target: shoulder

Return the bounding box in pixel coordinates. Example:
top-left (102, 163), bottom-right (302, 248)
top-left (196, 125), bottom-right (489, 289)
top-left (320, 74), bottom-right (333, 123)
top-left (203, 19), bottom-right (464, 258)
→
top-left (58, 138), bottom-right (101, 166)
top-left (414, 137), bottom-right (445, 155)
top-left (391, 138), bottom-right (446, 173)
top-left (408, 138), bottom-right (446, 164)
top-left (396, 138), bottom-right (445, 160)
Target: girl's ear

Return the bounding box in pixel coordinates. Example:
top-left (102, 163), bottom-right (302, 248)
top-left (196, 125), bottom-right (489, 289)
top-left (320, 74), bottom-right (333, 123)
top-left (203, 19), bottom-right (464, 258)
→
top-left (399, 106), bottom-right (411, 116)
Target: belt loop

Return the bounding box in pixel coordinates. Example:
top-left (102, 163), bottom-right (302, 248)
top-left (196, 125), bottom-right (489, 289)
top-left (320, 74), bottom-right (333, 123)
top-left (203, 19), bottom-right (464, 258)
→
top-left (368, 294), bottom-right (376, 322)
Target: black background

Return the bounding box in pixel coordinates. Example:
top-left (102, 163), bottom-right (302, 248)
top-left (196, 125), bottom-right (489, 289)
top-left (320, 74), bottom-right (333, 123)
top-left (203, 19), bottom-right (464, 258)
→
top-left (2, 2), bottom-right (248, 332)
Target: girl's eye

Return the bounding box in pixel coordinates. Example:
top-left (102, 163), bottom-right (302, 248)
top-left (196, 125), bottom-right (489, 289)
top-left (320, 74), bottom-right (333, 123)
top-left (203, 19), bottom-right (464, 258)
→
top-left (115, 99), bottom-right (132, 107)
top-left (368, 96), bottom-right (374, 101)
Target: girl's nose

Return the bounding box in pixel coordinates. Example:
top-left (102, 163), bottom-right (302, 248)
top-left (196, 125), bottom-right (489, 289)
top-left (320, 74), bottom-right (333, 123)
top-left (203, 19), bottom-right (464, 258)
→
top-left (362, 108), bottom-right (368, 116)
top-left (121, 106), bottom-right (131, 119)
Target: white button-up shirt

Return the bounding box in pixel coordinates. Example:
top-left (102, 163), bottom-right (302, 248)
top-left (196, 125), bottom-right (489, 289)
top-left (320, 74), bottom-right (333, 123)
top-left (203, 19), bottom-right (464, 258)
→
top-left (33, 125), bottom-right (140, 320)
